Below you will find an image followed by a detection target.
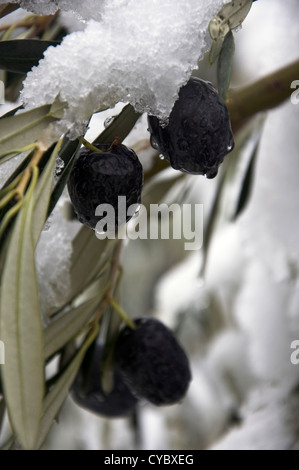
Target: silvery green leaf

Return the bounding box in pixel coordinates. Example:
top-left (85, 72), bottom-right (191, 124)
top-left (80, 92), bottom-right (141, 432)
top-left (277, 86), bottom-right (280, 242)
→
top-left (48, 137), bottom-right (81, 217)
top-left (218, 0), bottom-right (254, 31)
top-left (0, 105), bottom-right (53, 157)
top-left (44, 294), bottom-right (104, 360)
top-left (217, 30), bottom-right (235, 103)
top-left (209, 0), bottom-right (253, 65)
top-left (232, 125), bottom-right (264, 220)
top-left (67, 227), bottom-right (116, 303)
top-left (0, 177), bottom-right (44, 450)
top-left (94, 103), bottom-right (141, 145)
top-left (209, 36), bottom-right (227, 66)
top-left (200, 116), bottom-right (265, 275)
top-left (37, 330), bottom-right (98, 449)
top-left (32, 140), bottom-right (63, 244)
top-left (142, 169), bottom-right (185, 212)
top-left (210, 0), bottom-right (253, 40)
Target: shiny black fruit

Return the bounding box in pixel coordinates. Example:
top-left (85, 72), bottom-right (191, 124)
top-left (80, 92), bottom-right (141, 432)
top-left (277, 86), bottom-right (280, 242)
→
top-left (115, 318), bottom-right (192, 406)
top-left (67, 143), bottom-right (143, 230)
top-left (71, 339), bottom-right (138, 418)
top-left (148, 77), bottom-right (234, 178)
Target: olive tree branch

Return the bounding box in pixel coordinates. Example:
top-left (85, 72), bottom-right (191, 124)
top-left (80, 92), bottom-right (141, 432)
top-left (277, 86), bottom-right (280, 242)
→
top-left (227, 58), bottom-right (299, 132)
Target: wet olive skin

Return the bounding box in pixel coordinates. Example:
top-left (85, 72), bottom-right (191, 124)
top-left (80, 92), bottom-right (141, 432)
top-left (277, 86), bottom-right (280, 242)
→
top-left (115, 318), bottom-right (192, 406)
top-left (67, 143), bottom-right (143, 230)
top-left (148, 77), bottom-right (234, 178)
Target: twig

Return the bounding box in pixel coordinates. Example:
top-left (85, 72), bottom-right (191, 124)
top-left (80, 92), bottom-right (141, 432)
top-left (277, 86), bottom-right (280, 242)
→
top-left (81, 137), bottom-right (104, 154)
top-left (15, 146), bottom-right (44, 200)
top-left (227, 59), bottom-right (299, 132)
top-left (90, 240), bottom-right (125, 328)
top-left (109, 298), bottom-right (136, 330)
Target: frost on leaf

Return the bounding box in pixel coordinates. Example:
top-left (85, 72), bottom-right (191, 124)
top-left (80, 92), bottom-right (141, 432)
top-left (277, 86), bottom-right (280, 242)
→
top-left (20, 0), bottom-right (229, 139)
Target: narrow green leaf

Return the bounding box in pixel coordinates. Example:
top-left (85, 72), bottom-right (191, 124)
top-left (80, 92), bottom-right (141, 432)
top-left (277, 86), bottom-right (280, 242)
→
top-left (218, 0), bottom-right (254, 31)
top-left (217, 30), bottom-right (235, 103)
top-left (44, 295), bottom-right (103, 360)
top-left (37, 330), bottom-right (98, 450)
top-left (94, 103), bottom-right (141, 145)
top-left (199, 116), bottom-right (265, 276)
top-left (0, 171), bottom-right (44, 450)
top-left (47, 137), bottom-right (81, 217)
top-left (32, 140), bottom-right (62, 244)
top-left (0, 40), bottom-right (59, 74)
top-left (142, 169), bottom-right (185, 212)
top-left (68, 227), bottom-right (115, 304)
top-left (0, 104), bottom-right (54, 157)
top-left (209, 37), bottom-right (226, 66)
top-left (232, 134), bottom-right (261, 220)
top-left (209, 0), bottom-right (253, 65)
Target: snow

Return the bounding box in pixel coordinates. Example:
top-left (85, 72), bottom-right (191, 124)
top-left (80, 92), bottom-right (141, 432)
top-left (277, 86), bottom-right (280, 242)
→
top-left (211, 385), bottom-right (299, 450)
top-left (0, 0), bottom-right (106, 21)
top-left (20, 0), bottom-right (229, 139)
top-left (35, 192), bottom-right (80, 317)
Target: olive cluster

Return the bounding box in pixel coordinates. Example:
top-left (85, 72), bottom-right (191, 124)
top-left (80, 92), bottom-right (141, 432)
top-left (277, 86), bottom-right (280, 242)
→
top-left (72, 318), bottom-right (192, 417)
top-left (67, 77), bottom-right (234, 231)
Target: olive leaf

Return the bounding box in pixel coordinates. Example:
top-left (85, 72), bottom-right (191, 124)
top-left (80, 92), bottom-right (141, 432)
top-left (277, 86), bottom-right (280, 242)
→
top-left (36, 328), bottom-right (98, 450)
top-left (0, 40), bottom-right (59, 74)
top-left (209, 0), bottom-right (253, 65)
top-left (94, 103), bottom-right (141, 145)
top-left (32, 140), bottom-right (63, 243)
top-left (142, 169), bottom-right (185, 212)
top-left (217, 30), bottom-right (235, 103)
top-left (216, 0), bottom-right (254, 31)
top-left (0, 104), bottom-right (53, 157)
top-left (66, 228), bottom-right (116, 307)
top-left (200, 116), bottom-right (264, 276)
top-left (232, 125), bottom-right (263, 220)
top-left (47, 137), bottom-right (81, 217)
top-left (0, 96), bottom-right (67, 158)
top-left (44, 292), bottom-right (106, 360)
top-left (0, 170), bottom-right (44, 450)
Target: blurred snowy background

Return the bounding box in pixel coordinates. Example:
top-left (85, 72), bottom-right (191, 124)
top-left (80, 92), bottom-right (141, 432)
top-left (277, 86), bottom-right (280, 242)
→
top-left (1, 0), bottom-right (299, 450)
